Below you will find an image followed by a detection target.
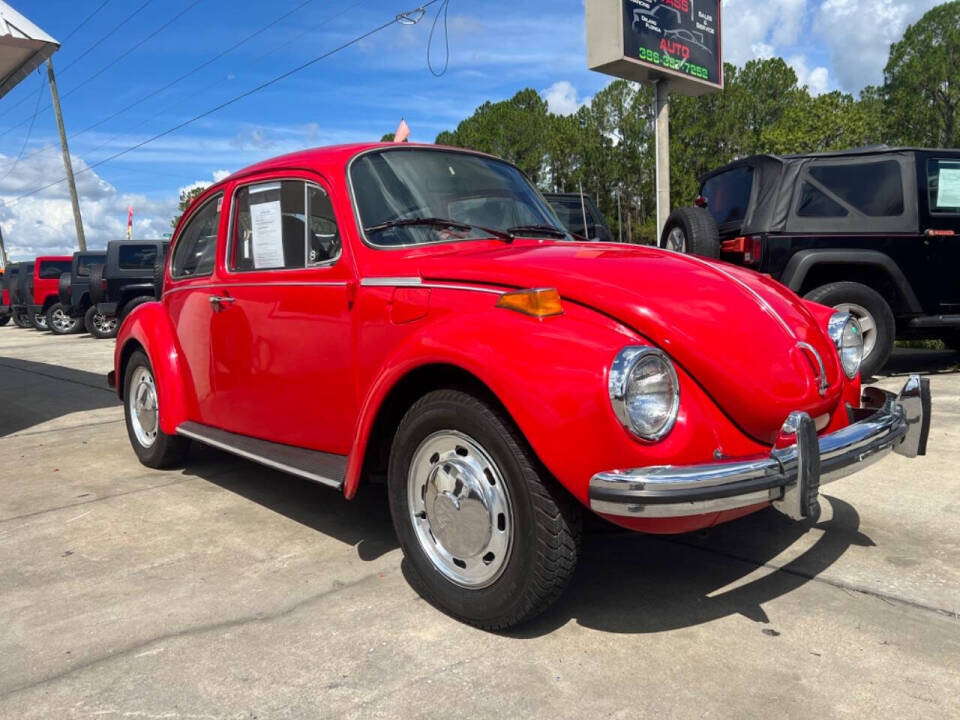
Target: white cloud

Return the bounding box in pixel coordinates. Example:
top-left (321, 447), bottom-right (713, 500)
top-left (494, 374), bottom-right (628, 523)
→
top-left (0, 150), bottom-right (177, 259)
top-left (541, 80), bottom-right (590, 115)
top-left (211, 169), bottom-right (231, 182)
top-left (721, 0), bottom-right (810, 67)
top-left (813, 0), bottom-right (940, 91)
top-left (788, 55), bottom-right (830, 95)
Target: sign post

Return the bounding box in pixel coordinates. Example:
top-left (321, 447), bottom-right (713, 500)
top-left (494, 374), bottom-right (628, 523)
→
top-left (587, 0), bottom-right (722, 241)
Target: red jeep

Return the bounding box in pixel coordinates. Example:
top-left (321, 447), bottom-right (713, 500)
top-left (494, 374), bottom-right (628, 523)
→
top-left (111, 143), bottom-right (931, 629)
top-left (26, 256), bottom-right (74, 331)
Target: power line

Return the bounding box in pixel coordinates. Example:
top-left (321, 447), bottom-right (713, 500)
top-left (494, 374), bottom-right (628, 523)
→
top-left (0, 72), bottom-right (45, 183)
top-left (0, 0), bottom-right (324, 175)
top-left (59, 0), bottom-right (155, 76)
top-left (0, 1), bottom-right (440, 210)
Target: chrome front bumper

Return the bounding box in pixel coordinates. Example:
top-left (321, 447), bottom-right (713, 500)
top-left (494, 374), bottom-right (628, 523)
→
top-left (589, 375), bottom-right (931, 521)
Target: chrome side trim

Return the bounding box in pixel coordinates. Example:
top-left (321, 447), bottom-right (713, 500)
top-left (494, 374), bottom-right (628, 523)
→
top-left (360, 277), bottom-right (504, 295)
top-left (162, 280), bottom-right (349, 298)
top-left (589, 375), bottom-right (929, 519)
top-left (176, 423), bottom-right (344, 490)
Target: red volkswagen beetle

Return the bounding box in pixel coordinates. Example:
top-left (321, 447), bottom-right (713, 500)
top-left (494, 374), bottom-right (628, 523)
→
top-left (110, 143), bottom-right (931, 629)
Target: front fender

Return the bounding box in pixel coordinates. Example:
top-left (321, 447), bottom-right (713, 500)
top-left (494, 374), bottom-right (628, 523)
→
top-left (114, 301), bottom-right (198, 435)
top-left (345, 298), bottom-right (768, 504)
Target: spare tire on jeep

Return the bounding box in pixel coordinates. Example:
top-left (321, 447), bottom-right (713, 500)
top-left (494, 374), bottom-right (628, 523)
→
top-left (659, 207), bottom-right (720, 258)
top-left (88, 264), bottom-right (106, 304)
top-left (58, 272), bottom-right (72, 307)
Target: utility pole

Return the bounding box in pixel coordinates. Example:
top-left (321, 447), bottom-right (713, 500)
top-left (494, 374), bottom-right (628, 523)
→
top-left (46, 57), bottom-right (85, 251)
top-left (654, 79), bottom-right (670, 242)
top-left (0, 222), bottom-right (8, 268)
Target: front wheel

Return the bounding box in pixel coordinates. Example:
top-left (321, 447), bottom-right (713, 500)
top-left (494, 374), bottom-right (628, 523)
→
top-left (47, 303), bottom-right (81, 335)
top-left (85, 305), bottom-right (118, 339)
top-left (804, 281), bottom-right (895, 378)
top-left (388, 390), bottom-right (581, 630)
top-left (123, 350), bottom-right (189, 468)
top-left (29, 310), bottom-right (49, 331)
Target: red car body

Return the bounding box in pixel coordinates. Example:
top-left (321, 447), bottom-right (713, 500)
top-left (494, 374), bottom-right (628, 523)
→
top-left (29, 256), bottom-right (73, 321)
top-left (111, 143), bottom-right (929, 627)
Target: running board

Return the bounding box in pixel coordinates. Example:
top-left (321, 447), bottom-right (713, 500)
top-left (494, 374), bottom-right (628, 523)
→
top-left (176, 421), bottom-right (346, 490)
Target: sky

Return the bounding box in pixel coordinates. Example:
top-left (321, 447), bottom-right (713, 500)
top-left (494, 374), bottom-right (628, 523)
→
top-left (0, 0), bottom-right (944, 260)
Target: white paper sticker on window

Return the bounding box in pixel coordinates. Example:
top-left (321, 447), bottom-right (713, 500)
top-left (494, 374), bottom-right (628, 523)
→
top-left (250, 198), bottom-right (284, 269)
top-left (936, 167), bottom-right (960, 208)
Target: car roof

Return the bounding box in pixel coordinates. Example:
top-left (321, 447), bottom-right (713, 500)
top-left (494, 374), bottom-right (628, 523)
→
top-left (35, 255), bottom-right (73, 262)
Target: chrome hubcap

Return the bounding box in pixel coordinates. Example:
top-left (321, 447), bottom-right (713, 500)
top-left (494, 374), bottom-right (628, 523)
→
top-left (834, 302), bottom-right (877, 359)
top-left (94, 312), bottom-right (117, 333)
top-left (52, 307), bottom-right (76, 332)
top-left (665, 227), bottom-right (686, 252)
top-left (408, 430), bottom-right (513, 588)
top-left (34, 313), bottom-right (47, 328)
top-left (129, 366), bottom-right (158, 448)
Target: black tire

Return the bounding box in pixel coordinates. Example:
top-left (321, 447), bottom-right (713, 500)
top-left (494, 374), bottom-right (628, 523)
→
top-left (29, 309), bottom-right (49, 331)
top-left (804, 281), bottom-right (896, 378)
top-left (58, 273), bottom-right (72, 307)
top-left (152, 260), bottom-right (164, 299)
top-left (0, 314), bottom-right (9, 326)
top-left (123, 350), bottom-right (189, 468)
top-left (387, 389), bottom-right (581, 630)
top-left (87, 264), bottom-right (106, 305)
top-left (118, 295), bottom-right (154, 325)
top-left (12, 309), bottom-right (29, 328)
top-left (47, 303), bottom-right (82, 335)
top-left (84, 305), bottom-right (118, 339)
top-left (943, 331), bottom-right (960, 352)
top-left (659, 206), bottom-right (720, 258)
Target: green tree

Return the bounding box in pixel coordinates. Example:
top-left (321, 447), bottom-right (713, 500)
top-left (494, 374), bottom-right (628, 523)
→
top-left (761, 91), bottom-right (882, 153)
top-left (883, 1), bottom-right (960, 146)
top-left (171, 185), bottom-right (207, 230)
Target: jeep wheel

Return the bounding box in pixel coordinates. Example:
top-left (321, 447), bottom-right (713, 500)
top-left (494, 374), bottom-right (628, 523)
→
top-left (388, 389), bottom-right (581, 630)
top-left (804, 281), bottom-right (895, 378)
top-left (118, 295), bottom-right (153, 325)
top-left (47, 303), bottom-right (81, 335)
top-left (660, 206), bottom-right (720, 258)
top-left (85, 305), bottom-right (118, 339)
top-left (12, 310), bottom-right (29, 328)
top-left (29, 310), bottom-right (49, 331)
top-left (123, 350), bottom-right (189, 468)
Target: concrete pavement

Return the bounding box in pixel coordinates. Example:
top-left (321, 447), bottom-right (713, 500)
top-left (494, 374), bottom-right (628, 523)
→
top-left (1, 323), bottom-right (958, 718)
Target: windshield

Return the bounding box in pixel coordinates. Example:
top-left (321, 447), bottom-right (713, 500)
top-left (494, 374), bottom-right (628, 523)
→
top-left (350, 148), bottom-right (570, 246)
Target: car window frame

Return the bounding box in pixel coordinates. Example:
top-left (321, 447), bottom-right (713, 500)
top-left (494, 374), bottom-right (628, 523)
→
top-left (224, 174), bottom-right (342, 275)
top-left (170, 192), bottom-right (225, 281)
top-left (926, 157), bottom-right (960, 216)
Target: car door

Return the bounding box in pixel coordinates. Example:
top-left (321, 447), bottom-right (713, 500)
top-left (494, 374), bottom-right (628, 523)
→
top-left (165, 191), bottom-right (226, 424)
top-left (207, 173), bottom-right (356, 454)
top-left (922, 155), bottom-right (960, 310)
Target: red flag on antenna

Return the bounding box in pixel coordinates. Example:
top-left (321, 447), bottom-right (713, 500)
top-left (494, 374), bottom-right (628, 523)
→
top-left (394, 119), bottom-right (410, 143)
top-left (127, 207), bottom-right (133, 240)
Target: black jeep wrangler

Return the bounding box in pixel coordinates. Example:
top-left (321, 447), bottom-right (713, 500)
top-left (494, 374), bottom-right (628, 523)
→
top-left (661, 147), bottom-right (960, 377)
top-left (88, 240), bottom-right (168, 338)
top-left (55, 250), bottom-right (108, 336)
top-left (10, 261), bottom-right (33, 329)
top-left (0, 263), bottom-right (19, 326)
top-left (544, 192), bottom-right (615, 242)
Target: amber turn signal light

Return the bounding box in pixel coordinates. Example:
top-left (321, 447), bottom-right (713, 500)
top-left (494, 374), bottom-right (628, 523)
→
top-left (496, 288), bottom-right (563, 318)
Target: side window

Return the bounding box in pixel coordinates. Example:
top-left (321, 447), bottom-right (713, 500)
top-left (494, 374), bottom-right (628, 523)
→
top-left (797, 182), bottom-right (848, 217)
top-left (807, 161), bottom-right (904, 216)
top-left (77, 255), bottom-right (105, 276)
top-left (701, 165), bottom-right (753, 226)
top-left (39, 261), bottom-right (72, 279)
top-left (928, 158), bottom-right (960, 213)
top-left (118, 245), bottom-right (158, 270)
top-left (171, 194), bottom-right (222, 278)
top-left (231, 180), bottom-right (339, 271)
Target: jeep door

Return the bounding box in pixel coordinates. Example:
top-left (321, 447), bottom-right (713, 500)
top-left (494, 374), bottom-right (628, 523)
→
top-left (921, 154), bottom-right (960, 310)
top-left (207, 174), bottom-right (356, 454)
top-left (165, 191), bottom-right (226, 422)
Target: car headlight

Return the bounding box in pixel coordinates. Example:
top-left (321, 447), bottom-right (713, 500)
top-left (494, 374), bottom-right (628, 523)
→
top-left (609, 346), bottom-right (680, 440)
top-left (828, 312), bottom-right (863, 379)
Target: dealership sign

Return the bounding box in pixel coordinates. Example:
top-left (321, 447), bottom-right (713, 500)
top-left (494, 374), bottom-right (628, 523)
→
top-left (587, 0), bottom-right (723, 95)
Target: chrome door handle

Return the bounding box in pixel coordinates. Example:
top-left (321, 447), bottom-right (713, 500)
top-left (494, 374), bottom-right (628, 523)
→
top-left (209, 295), bottom-right (236, 308)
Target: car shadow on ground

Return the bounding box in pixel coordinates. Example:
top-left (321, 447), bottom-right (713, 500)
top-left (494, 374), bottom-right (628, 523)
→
top-left (188, 443), bottom-right (400, 562)
top-left (879, 347), bottom-right (959, 378)
top-left (0, 356), bottom-right (119, 437)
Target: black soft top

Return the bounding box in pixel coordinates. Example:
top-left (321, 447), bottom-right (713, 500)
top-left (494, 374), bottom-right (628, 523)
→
top-left (698, 146), bottom-right (960, 235)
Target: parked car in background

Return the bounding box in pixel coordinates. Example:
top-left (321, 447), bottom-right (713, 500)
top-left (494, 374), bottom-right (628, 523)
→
top-left (0, 266), bottom-right (13, 326)
top-left (23, 256), bottom-right (74, 331)
top-left (111, 143), bottom-right (930, 630)
top-left (56, 250), bottom-right (109, 337)
top-left (9, 262), bottom-right (31, 327)
top-left (544, 192), bottom-right (614, 241)
top-left (662, 147), bottom-right (960, 376)
top-left (89, 240), bottom-right (169, 336)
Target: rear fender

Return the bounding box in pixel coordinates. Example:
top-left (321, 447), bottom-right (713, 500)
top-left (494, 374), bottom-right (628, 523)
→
top-left (114, 301), bottom-right (198, 435)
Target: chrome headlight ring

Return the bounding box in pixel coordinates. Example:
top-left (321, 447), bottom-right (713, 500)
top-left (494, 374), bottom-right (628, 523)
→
top-left (828, 311), bottom-right (864, 379)
top-left (609, 346), bottom-right (680, 441)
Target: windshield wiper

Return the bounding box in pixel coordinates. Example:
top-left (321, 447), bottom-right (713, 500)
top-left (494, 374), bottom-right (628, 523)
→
top-left (507, 224), bottom-right (568, 239)
top-left (365, 217), bottom-right (513, 242)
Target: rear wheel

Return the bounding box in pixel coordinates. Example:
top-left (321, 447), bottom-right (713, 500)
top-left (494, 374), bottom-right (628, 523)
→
top-left (123, 350), bottom-right (189, 468)
top-left (47, 303), bottom-right (81, 335)
top-left (12, 310), bottom-right (29, 328)
top-left (29, 310), bottom-right (49, 331)
top-left (387, 389), bottom-right (581, 630)
top-left (85, 305), bottom-right (118, 339)
top-left (804, 281), bottom-right (895, 378)
top-left (659, 206), bottom-right (720, 258)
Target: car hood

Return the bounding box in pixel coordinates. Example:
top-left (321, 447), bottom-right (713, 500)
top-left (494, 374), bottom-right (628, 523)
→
top-left (417, 242), bottom-right (843, 444)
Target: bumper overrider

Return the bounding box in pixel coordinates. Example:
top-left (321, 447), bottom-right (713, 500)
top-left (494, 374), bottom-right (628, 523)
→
top-left (590, 375), bottom-right (931, 521)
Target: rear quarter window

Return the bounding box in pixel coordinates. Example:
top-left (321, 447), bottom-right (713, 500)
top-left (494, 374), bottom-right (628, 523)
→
top-left (700, 165), bottom-right (753, 227)
top-left (118, 245), bottom-right (158, 270)
top-left (38, 261), bottom-right (73, 279)
top-left (807, 160), bottom-right (904, 216)
top-left (928, 158), bottom-right (960, 213)
top-left (77, 254), bottom-right (106, 276)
